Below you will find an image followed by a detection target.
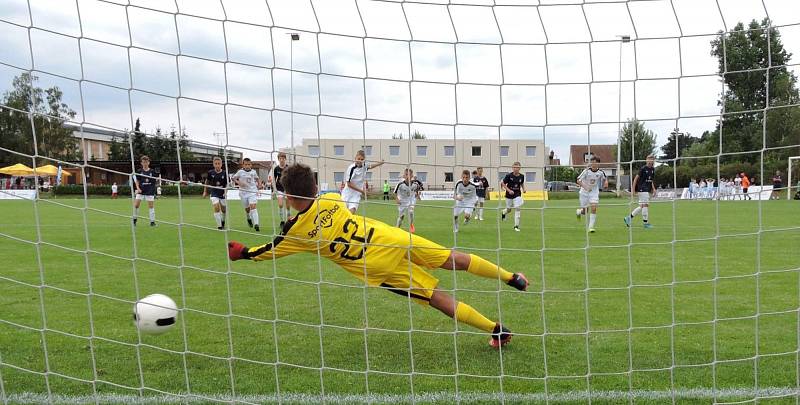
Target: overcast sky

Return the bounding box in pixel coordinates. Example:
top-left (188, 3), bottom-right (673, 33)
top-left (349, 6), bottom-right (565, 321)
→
top-left (1, 0), bottom-right (799, 164)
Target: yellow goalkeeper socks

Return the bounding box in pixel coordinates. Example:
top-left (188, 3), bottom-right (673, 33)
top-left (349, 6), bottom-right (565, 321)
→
top-left (467, 254), bottom-right (514, 283)
top-left (455, 302), bottom-right (496, 332)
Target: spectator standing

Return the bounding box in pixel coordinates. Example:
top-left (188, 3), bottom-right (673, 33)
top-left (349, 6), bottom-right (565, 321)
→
top-left (771, 171), bottom-right (783, 200)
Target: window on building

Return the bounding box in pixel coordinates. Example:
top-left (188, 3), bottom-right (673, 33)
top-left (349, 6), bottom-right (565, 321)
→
top-left (389, 171), bottom-right (401, 182)
top-left (525, 172), bottom-right (537, 182)
top-left (444, 172), bottom-right (454, 182)
top-left (498, 172), bottom-right (508, 181)
top-left (334, 172), bottom-right (344, 183)
top-left (526, 146), bottom-right (536, 156)
top-left (308, 145), bottom-right (320, 157)
top-left (333, 145), bottom-right (345, 156)
top-left (416, 146), bottom-right (427, 156)
top-left (362, 145), bottom-right (372, 156)
top-left (500, 146), bottom-right (509, 157)
top-left (443, 145), bottom-right (455, 156)
top-left (416, 172), bottom-right (427, 182)
top-left (471, 146), bottom-right (481, 156)
top-left (389, 145), bottom-right (400, 156)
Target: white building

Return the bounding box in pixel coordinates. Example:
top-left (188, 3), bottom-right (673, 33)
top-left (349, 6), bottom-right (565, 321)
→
top-left (285, 138), bottom-right (548, 191)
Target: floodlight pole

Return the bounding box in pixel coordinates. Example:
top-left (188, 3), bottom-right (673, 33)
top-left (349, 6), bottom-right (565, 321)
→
top-left (616, 34), bottom-right (631, 196)
top-left (289, 33), bottom-right (300, 163)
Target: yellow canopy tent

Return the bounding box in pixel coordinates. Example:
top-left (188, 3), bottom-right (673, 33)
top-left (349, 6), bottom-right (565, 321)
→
top-left (0, 163), bottom-right (34, 176)
top-left (35, 164), bottom-right (72, 177)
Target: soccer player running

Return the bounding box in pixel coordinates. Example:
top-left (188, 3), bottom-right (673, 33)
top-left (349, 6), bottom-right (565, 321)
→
top-left (624, 154), bottom-right (656, 229)
top-left (473, 167), bottom-right (490, 221)
top-left (227, 163), bottom-right (529, 347)
top-left (232, 158), bottom-right (262, 232)
top-left (501, 162), bottom-right (525, 232)
top-left (575, 157), bottom-right (608, 233)
top-left (202, 156), bottom-right (228, 230)
top-left (394, 169), bottom-right (416, 232)
top-left (132, 155), bottom-right (157, 227)
top-left (341, 149), bottom-right (385, 214)
top-left (269, 152), bottom-right (290, 228)
top-left (453, 170), bottom-right (478, 233)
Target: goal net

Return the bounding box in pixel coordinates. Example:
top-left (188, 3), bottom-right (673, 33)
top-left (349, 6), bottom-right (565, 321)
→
top-left (1, 0), bottom-right (800, 403)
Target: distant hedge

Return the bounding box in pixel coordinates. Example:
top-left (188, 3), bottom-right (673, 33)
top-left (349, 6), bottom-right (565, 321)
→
top-left (52, 184), bottom-right (204, 196)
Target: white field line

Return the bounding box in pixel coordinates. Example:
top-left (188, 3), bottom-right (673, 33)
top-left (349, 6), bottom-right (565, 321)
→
top-left (4, 387), bottom-right (799, 404)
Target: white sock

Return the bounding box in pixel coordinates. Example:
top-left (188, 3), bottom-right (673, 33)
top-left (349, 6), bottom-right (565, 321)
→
top-left (134, 207), bottom-right (139, 218)
top-left (479, 207), bottom-right (484, 219)
top-left (642, 207), bottom-right (649, 222)
top-left (589, 213), bottom-right (596, 228)
top-left (514, 210), bottom-right (520, 227)
top-left (576, 208), bottom-right (582, 216)
top-left (631, 207), bottom-right (642, 217)
top-left (454, 217), bottom-right (459, 232)
top-left (148, 208), bottom-right (155, 222)
top-left (251, 209), bottom-right (259, 226)
top-left (409, 209), bottom-right (414, 225)
top-left (279, 206), bottom-right (286, 222)
top-left (214, 212), bottom-right (222, 227)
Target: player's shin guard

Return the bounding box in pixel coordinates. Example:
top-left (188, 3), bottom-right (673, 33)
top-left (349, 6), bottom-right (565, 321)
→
top-left (133, 207), bottom-right (139, 219)
top-left (455, 302), bottom-right (496, 333)
top-left (514, 210), bottom-right (521, 227)
top-left (642, 207), bottom-right (649, 222)
top-left (250, 209), bottom-right (259, 226)
top-left (148, 208), bottom-right (155, 222)
top-left (214, 212), bottom-right (222, 227)
top-left (589, 213), bottom-right (596, 228)
top-left (467, 254), bottom-right (514, 282)
top-left (631, 206), bottom-right (642, 218)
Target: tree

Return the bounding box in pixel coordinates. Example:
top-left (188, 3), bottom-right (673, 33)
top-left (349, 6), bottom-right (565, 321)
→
top-left (411, 130), bottom-right (426, 139)
top-left (660, 131), bottom-right (699, 165)
top-left (0, 73), bottom-right (80, 164)
top-left (616, 119), bottom-right (657, 172)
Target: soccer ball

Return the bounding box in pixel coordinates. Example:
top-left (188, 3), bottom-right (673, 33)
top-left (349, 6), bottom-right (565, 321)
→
top-left (133, 294), bottom-right (178, 335)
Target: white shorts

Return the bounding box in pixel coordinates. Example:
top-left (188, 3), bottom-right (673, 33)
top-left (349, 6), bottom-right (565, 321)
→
top-left (398, 202), bottom-right (413, 216)
top-left (210, 196), bottom-right (227, 206)
top-left (453, 206), bottom-right (474, 217)
top-left (477, 196), bottom-right (485, 204)
top-left (505, 196), bottom-right (524, 209)
top-left (239, 191), bottom-right (258, 208)
top-left (637, 192), bottom-right (650, 204)
top-left (135, 194), bottom-right (155, 202)
top-left (579, 191), bottom-right (599, 208)
top-left (341, 187), bottom-right (362, 211)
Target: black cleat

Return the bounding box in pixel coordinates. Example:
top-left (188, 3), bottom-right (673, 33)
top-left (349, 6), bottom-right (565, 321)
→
top-left (501, 212), bottom-right (506, 221)
top-left (150, 221), bottom-right (156, 227)
top-left (217, 226), bottom-right (224, 230)
top-left (132, 218), bottom-right (137, 226)
top-left (489, 324), bottom-right (512, 348)
top-left (254, 225), bottom-right (260, 232)
top-left (507, 273), bottom-right (529, 291)
top-left (279, 221), bottom-right (285, 230)
top-left (247, 218), bottom-right (253, 228)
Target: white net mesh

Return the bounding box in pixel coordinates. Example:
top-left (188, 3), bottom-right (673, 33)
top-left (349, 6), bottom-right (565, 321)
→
top-left (1, 0), bottom-right (800, 403)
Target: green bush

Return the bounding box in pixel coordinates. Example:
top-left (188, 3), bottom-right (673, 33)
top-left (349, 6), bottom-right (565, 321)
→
top-left (52, 184), bottom-right (204, 196)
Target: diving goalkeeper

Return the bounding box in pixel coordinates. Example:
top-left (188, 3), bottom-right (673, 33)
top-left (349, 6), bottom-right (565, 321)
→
top-left (228, 164), bottom-right (529, 347)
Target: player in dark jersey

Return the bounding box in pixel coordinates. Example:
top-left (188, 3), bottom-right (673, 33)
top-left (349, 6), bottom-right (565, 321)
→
top-left (473, 167), bottom-right (490, 221)
top-left (269, 152), bottom-right (290, 228)
top-left (771, 171), bottom-right (783, 200)
top-left (133, 155), bottom-right (157, 226)
top-left (501, 162), bottom-right (525, 231)
top-left (203, 157), bottom-right (228, 230)
top-left (625, 154), bottom-right (656, 229)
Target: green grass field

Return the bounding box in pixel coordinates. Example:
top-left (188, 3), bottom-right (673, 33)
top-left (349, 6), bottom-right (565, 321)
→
top-left (1, 195), bottom-right (799, 403)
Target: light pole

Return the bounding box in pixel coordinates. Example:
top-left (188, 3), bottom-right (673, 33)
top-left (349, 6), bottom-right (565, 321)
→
top-left (289, 33), bottom-right (300, 163)
top-left (616, 34), bottom-right (631, 195)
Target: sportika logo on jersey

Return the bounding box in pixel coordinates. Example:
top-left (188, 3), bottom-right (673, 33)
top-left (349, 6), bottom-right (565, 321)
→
top-left (308, 205), bottom-right (339, 237)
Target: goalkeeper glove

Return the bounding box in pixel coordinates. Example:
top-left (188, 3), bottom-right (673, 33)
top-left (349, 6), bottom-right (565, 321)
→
top-left (228, 241), bottom-right (248, 261)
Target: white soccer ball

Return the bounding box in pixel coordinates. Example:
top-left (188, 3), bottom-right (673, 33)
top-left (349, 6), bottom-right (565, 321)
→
top-left (133, 294), bottom-right (178, 335)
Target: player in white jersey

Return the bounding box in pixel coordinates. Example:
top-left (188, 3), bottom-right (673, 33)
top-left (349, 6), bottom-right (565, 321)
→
top-left (269, 152), bottom-right (290, 228)
top-left (341, 149), bottom-right (385, 214)
top-left (576, 157), bottom-right (608, 233)
top-left (394, 169), bottom-right (417, 232)
top-left (231, 158), bottom-right (262, 232)
top-left (453, 170), bottom-right (479, 233)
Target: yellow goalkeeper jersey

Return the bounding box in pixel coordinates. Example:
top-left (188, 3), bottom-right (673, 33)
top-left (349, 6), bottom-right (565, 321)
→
top-left (244, 193), bottom-right (451, 287)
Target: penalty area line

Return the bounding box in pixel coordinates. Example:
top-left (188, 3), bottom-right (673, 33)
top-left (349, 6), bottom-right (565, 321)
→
top-left (4, 387), bottom-right (800, 404)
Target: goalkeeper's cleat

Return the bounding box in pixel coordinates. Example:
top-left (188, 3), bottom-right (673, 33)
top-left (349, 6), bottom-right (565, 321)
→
top-left (489, 324), bottom-right (512, 348)
top-left (507, 273), bottom-right (529, 291)
top-left (409, 223), bottom-right (415, 233)
top-left (228, 241), bottom-right (247, 261)
top-left (623, 216), bottom-right (631, 227)
top-left (150, 221), bottom-right (156, 227)
top-left (132, 218), bottom-right (137, 226)
top-left (254, 224), bottom-right (260, 232)
top-left (643, 223), bottom-right (653, 229)
top-left (247, 218), bottom-right (253, 228)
